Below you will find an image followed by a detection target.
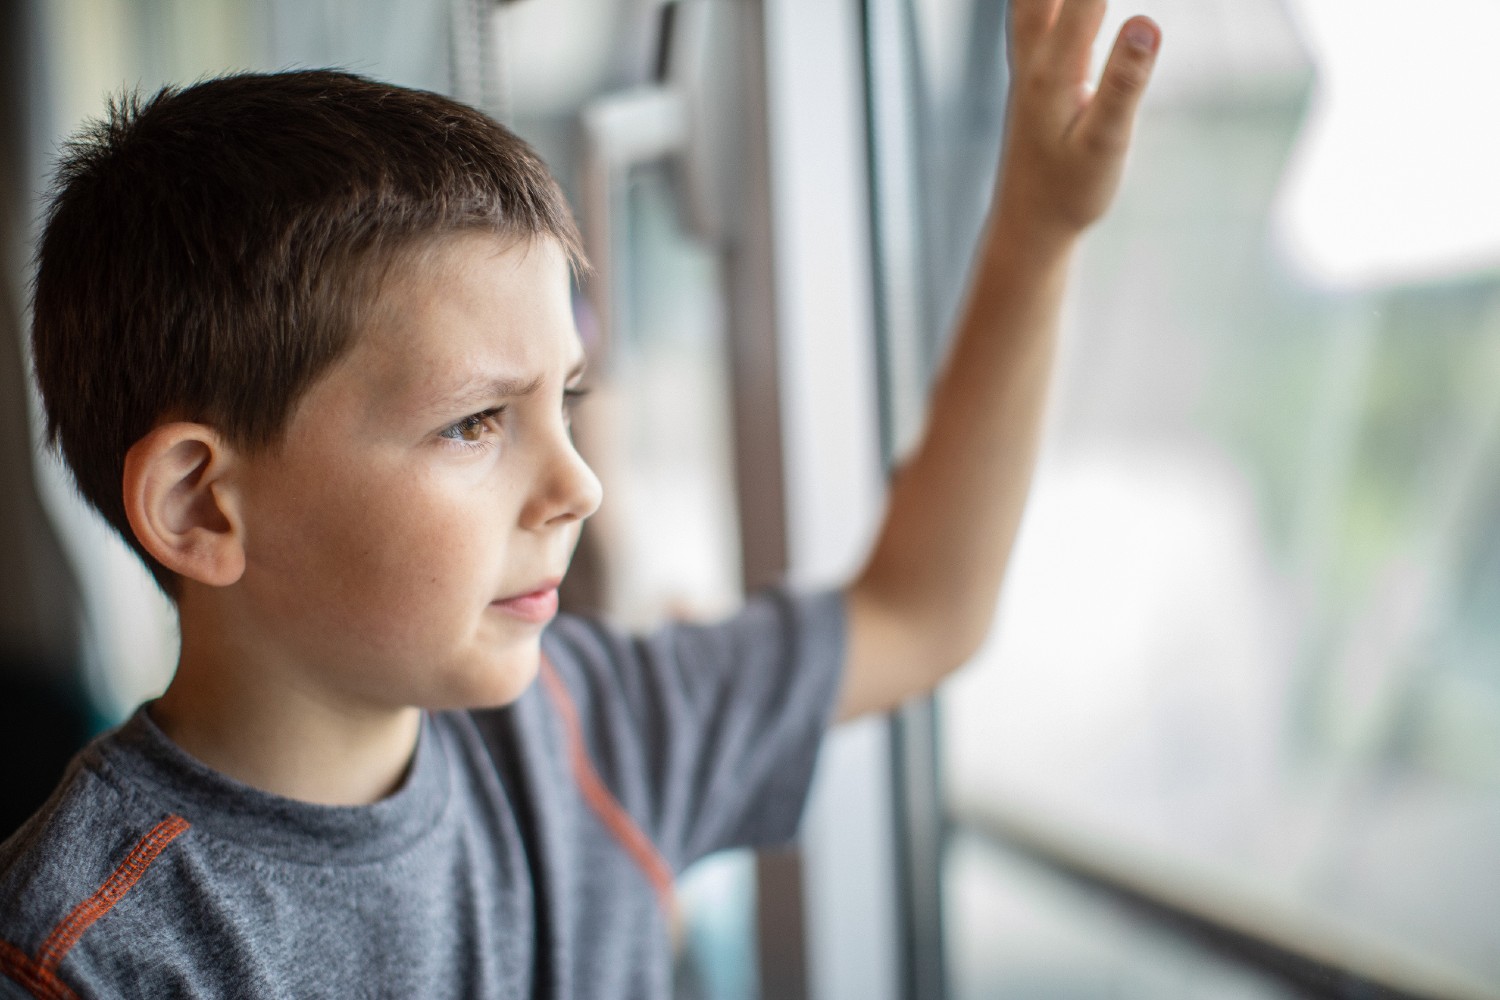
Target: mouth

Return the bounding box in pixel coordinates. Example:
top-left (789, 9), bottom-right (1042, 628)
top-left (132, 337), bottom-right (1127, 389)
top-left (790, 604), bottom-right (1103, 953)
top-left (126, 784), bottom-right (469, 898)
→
top-left (490, 579), bottom-right (562, 624)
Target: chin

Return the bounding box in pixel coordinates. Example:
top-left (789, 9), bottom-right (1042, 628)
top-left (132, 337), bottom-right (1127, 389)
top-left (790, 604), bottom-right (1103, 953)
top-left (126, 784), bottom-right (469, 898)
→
top-left (437, 648), bottom-right (543, 710)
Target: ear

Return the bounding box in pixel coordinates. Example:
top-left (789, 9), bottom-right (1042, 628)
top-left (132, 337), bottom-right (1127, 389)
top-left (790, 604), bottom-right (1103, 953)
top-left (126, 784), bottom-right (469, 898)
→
top-left (122, 423), bottom-right (246, 587)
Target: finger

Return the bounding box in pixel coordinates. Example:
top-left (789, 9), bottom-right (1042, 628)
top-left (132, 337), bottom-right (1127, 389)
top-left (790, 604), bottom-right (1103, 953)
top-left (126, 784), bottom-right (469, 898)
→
top-left (1009, 0), bottom-right (1059, 60)
top-left (1074, 16), bottom-right (1159, 152)
top-left (1045, 0), bottom-right (1108, 81)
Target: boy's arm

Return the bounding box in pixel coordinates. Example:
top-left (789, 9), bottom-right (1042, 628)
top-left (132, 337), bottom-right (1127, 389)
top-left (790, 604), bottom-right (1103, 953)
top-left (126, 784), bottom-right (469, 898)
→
top-left (838, 0), bottom-right (1160, 721)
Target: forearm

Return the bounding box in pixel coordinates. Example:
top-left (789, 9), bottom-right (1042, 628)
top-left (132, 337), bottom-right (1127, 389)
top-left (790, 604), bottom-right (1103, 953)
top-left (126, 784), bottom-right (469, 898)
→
top-left (845, 224), bottom-right (1075, 715)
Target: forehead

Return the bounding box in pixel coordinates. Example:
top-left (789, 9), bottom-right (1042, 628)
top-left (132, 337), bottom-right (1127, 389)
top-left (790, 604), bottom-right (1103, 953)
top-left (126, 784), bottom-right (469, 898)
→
top-left (343, 232), bottom-right (582, 402)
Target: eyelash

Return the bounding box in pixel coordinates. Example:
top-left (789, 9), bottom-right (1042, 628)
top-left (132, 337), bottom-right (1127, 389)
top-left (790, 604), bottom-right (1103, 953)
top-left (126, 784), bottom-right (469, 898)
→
top-left (438, 387), bottom-right (590, 450)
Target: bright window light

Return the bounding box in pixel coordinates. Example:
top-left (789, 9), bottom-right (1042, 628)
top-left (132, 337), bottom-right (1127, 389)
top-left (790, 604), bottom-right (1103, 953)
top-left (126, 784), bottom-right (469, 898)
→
top-left (1275, 0), bottom-right (1500, 289)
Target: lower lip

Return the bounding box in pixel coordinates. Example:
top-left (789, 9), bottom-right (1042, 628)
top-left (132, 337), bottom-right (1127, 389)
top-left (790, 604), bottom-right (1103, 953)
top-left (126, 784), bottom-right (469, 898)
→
top-left (491, 587), bottom-right (559, 624)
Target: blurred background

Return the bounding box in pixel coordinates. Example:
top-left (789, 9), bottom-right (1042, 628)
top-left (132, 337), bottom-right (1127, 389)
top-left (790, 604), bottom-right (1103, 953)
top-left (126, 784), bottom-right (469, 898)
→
top-left (2, 0), bottom-right (1498, 998)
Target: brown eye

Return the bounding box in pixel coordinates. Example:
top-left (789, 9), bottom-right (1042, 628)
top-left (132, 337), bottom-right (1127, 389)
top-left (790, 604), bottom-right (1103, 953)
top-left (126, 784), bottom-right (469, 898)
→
top-left (439, 408), bottom-right (502, 444)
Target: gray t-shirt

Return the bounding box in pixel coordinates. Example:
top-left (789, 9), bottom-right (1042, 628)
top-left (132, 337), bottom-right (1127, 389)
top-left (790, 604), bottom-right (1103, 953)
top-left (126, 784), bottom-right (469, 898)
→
top-left (0, 589), bottom-right (845, 999)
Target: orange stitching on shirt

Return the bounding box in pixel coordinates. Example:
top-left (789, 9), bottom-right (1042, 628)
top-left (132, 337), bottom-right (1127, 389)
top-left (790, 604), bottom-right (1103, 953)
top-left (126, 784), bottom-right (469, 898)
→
top-left (34, 814), bottom-right (191, 971)
top-left (538, 657), bottom-right (677, 918)
top-left (0, 814), bottom-right (190, 999)
top-left (0, 937), bottom-right (77, 1000)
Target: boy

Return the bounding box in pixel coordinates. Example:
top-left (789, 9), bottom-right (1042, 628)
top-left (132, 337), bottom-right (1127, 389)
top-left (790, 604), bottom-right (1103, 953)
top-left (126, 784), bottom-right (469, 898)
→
top-left (0, 1), bottom-right (1157, 996)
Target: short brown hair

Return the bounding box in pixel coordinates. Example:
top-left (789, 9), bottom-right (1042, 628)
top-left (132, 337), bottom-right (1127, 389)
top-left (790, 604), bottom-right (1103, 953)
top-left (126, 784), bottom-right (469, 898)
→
top-left (31, 70), bottom-right (585, 590)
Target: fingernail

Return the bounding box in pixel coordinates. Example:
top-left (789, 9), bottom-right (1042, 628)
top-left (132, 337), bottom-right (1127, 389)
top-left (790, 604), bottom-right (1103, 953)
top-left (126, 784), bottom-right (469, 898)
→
top-left (1125, 20), bottom-right (1158, 54)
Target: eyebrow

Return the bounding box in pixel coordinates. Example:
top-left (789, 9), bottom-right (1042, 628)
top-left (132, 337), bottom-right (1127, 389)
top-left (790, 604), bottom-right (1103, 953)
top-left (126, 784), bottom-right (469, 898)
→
top-left (423, 357), bottom-right (587, 415)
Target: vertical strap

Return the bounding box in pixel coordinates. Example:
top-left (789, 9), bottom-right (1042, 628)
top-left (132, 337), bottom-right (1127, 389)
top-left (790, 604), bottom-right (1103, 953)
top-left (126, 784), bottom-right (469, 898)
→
top-left (536, 657), bottom-right (677, 919)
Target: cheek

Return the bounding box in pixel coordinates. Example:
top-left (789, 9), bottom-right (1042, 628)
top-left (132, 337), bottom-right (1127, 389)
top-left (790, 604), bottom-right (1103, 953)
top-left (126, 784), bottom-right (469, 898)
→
top-left (338, 507), bottom-right (496, 630)
top-left (247, 465), bottom-right (504, 646)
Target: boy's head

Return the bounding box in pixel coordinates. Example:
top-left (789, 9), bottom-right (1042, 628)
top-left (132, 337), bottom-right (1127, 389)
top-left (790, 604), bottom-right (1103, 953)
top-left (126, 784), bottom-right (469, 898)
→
top-left (31, 70), bottom-right (586, 594)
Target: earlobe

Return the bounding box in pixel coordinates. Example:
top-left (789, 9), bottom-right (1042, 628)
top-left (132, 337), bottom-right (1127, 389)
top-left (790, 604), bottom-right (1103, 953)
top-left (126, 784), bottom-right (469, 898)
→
top-left (123, 423), bottom-right (246, 587)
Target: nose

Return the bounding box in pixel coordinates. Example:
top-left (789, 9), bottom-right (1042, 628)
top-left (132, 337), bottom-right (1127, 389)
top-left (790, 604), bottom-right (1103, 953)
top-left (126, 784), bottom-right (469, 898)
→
top-left (525, 431), bottom-right (602, 530)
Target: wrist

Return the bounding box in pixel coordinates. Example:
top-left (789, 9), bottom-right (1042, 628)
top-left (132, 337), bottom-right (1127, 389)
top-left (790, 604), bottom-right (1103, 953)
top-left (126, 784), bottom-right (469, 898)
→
top-left (980, 209), bottom-right (1080, 281)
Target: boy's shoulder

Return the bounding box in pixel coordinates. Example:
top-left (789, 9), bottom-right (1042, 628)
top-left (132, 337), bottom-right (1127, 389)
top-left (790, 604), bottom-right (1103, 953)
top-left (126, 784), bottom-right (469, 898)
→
top-left (0, 708), bottom-right (494, 999)
top-left (0, 726), bottom-right (175, 916)
top-left (0, 726), bottom-right (189, 997)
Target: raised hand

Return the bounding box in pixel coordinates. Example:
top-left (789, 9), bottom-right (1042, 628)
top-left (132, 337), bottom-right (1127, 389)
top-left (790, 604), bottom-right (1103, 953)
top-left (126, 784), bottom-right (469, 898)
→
top-left (837, 3), bottom-right (1159, 721)
top-left (994, 0), bottom-right (1160, 248)
top-left (838, 3), bottom-right (1160, 722)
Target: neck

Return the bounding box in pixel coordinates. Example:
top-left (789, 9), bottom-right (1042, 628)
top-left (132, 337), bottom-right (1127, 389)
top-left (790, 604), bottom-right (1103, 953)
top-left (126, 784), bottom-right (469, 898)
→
top-left (154, 601), bottom-right (422, 806)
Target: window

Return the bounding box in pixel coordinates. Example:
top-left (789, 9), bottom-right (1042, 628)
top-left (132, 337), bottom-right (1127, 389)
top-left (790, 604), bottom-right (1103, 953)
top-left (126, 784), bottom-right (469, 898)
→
top-left (866, 0), bottom-right (1500, 994)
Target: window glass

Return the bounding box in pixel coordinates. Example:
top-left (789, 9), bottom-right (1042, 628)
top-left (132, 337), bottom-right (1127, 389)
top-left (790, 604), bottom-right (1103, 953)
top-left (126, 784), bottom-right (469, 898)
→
top-left (899, 0), bottom-right (1500, 989)
top-left (945, 832), bottom-right (1300, 1000)
top-left (579, 163), bottom-right (742, 629)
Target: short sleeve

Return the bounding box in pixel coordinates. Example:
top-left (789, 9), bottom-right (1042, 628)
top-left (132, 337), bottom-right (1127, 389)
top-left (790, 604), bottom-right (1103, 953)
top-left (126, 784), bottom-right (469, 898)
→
top-left (538, 588), bottom-right (846, 872)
